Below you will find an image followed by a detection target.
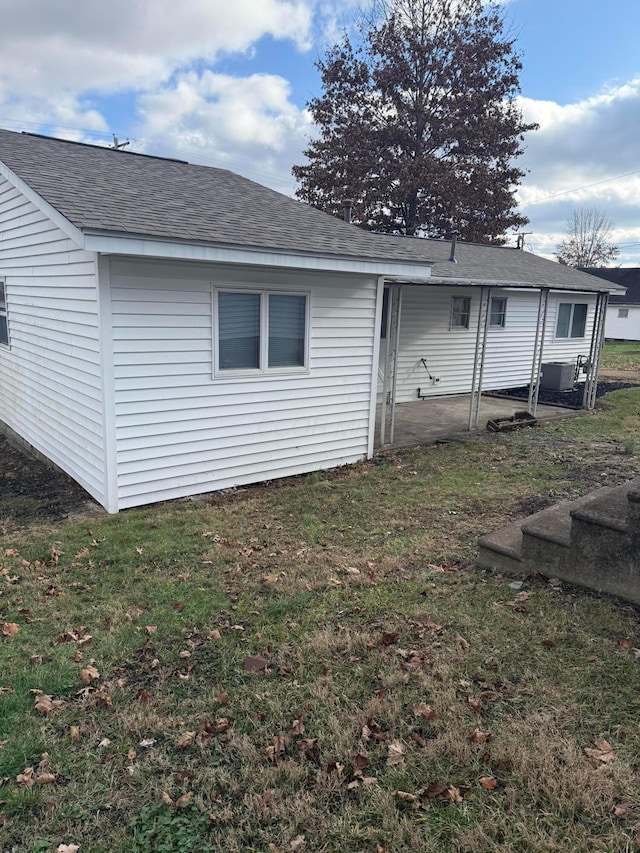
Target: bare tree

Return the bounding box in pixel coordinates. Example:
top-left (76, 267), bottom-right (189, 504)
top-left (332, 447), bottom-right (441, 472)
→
top-left (555, 208), bottom-right (619, 267)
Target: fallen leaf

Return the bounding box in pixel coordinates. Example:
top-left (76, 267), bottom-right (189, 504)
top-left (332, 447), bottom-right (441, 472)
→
top-left (447, 786), bottom-right (463, 803)
top-left (611, 804), bottom-right (628, 818)
top-left (175, 791), bottom-right (193, 808)
top-left (139, 738), bottom-right (156, 749)
top-left (56, 845), bottom-right (80, 853)
top-left (161, 791), bottom-right (174, 806)
top-left (413, 702), bottom-right (437, 720)
top-left (209, 629), bottom-right (222, 640)
top-left (479, 776), bottom-right (498, 790)
top-left (2, 622), bottom-right (20, 636)
top-left (33, 693), bottom-right (67, 716)
top-left (585, 738), bottom-right (617, 765)
top-left (80, 664), bottom-right (100, 685)
top-left (70, 726), bottom-right (80, 741)
top-left (98, 738), bottom-right (111, 748)
top-left (387, 741), bottom-right (406, 767)
top-left (470, 728), bottom-right (492, 744)
top-left (145, 625), bottom-right (157, 635)
top-left (291, 718), bottom-right (305, 735)
top-left (467, 696), bottom-right (483, 714)
top-left (617, 637), bottom-right (634, 649)
top-left (172, 602), bottom-right (184, 612)
top-left (423, 780), bottom-right (447, 799)
top-left (244, 655), bottom-right (270, 672)
top-left (290, 835), bottom-right (305, 850)
top-left (176, 731), bottom-right (196, 748)
top-left (394, 790), bottom-right (418, 803)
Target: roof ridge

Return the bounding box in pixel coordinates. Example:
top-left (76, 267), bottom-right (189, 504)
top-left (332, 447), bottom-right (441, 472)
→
top-left (20, 130), bottom-right (189, 165)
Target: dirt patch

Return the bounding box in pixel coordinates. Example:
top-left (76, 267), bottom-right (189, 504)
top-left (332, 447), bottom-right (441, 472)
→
top-left (0, 433), bottom-right (101, 527)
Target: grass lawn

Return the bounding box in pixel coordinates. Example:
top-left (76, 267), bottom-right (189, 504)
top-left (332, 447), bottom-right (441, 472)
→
top-left (1, 344), bottom-right (640, 852)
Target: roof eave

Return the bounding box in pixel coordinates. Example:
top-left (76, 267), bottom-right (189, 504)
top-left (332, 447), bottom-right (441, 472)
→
top-left (82, 230), bottom-right (433, 280)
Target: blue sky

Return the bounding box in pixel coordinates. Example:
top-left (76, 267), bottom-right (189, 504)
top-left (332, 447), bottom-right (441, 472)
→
top-left (0, 0), bottom-right (638, 263)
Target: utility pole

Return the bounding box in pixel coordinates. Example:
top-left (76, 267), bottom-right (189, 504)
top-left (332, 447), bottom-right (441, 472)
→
top-left (111, 134), bottom-right (129, 151)
top-left (515, 231), bottom-right (532, 250)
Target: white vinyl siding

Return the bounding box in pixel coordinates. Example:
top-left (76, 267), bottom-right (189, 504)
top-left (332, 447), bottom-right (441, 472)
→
top-left (0, 175), bottom-right (105, 502)
top-left (393, 286), bottom-right (597, 402)
top-left (109, 259), bottom-right (376, 508)
top-left (605, 304), bottom-right (640, 341)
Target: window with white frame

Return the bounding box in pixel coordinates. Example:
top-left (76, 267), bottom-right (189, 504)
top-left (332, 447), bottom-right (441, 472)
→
top-left (0, 279), bottom-right (8, 347)
top-left (489, 296), bottom-right (507, 328)
top-left (556, 302), bottom-right (587, 338)
top-left (450, 296), bottom-right (471, 329)
top-left (618, 308), bottom-right (629, 319)
top-left (215, 288), bottom-right (308, 373)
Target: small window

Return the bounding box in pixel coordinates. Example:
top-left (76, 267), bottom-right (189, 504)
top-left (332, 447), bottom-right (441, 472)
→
top-left (450, 296), bottom-right (471, 329)
top-left (215, 288), bottom-right (308, 374)
top-left (556, 303), bottom-right (587, 338)
top-left (489, 296), bottom-right (507, 328)
top-left (0, 279), bottom-right (8, 347)
top-left (618, 308), bottom-right (629, 319)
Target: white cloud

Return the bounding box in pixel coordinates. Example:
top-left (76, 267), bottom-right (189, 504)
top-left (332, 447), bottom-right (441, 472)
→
top-left (135, 71), bottom-right (313, 194)
top-left (0, 0), bottom-right (313, 96)
top-left (517, 79), bottom-right (640, 264)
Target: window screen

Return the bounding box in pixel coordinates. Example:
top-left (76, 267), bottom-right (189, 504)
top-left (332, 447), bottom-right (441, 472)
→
top-left (218, 291), bottom-right (260, 369)
top-left (451, 297), bottom-right (471, 329)
top-left (571, 304), bottom-right (587, 337)
top-left (489, 297), bottom-right (507, 327)
top-left (268, 294), bottom-right (306, 368)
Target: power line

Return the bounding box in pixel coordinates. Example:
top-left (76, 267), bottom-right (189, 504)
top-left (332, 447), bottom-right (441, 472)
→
top-left (519, 168), bottom-right (640, 208)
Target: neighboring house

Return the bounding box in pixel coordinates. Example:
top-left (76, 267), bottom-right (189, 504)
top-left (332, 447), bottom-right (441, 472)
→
top-left (0, 129), bottom-right (621, 512)
top-left (581, 267), bottom-right (640, 341)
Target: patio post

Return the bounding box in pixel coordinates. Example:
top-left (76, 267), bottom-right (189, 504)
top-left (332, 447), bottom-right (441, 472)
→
top-left (527, 288), bottom-right (549, 417)
top-left (582, 291), bottom-right (608, 410)
top-left (468, 287), bottom-right (491, 431)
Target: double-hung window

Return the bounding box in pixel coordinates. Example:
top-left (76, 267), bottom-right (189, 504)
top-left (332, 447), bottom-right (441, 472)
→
top-left (215, 288), bottom-right (308, 374)
top-left (0, 279), bottom-right (8, 347)
top-left (450, 296), bottom-right (471, 329)
top-left (489, 296), bottom-right (507, 328)
top-left (556, 303), bottom-right (587, 339)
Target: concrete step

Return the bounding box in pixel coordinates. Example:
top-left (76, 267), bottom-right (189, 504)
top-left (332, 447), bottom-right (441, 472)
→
top-left (477, 519), bottom-right (524, 573)
top-left (570, 476), bottom-right (640, 533)
top-left (477, 484), bottom-right (623, 575)
top-left (477, 478), bottom-right (640, 605)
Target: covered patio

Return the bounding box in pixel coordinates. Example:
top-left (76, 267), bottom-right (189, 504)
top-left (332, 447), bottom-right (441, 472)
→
top-left (375, 393), bottom-right (581, 449)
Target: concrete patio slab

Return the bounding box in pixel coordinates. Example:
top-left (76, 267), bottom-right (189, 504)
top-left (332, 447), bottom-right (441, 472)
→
top-left (376, 394), bottom-right (583, 448)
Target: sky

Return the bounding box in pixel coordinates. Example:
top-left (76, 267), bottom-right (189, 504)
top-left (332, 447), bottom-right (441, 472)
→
top-left (0, 0), bottom-right (638, 265)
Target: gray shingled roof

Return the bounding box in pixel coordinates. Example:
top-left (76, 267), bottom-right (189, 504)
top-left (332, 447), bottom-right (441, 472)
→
top-left (0, 128), bottom-right (618, 293)
top-left (581, 267), bottom-right (639, 304)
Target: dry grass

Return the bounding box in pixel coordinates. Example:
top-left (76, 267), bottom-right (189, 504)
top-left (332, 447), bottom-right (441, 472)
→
top-left (1, 345), bottom-right (640, 851)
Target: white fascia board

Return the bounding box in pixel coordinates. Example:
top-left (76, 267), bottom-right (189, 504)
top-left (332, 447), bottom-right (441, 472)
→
top-left (82, 232), bottom-right (432, 281)
top-left (427, 276), bottom-right (611, 294)
top-left (0, 160), bottom-right (85, 248)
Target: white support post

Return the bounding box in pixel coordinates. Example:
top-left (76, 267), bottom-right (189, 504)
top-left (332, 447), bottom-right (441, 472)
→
top-left (583, 292), bottom-right (608, 410)
top-left (468, 287), bottom-right (491, 431)
top-left (527, 288), bottom-right (549, 417)
top-left (388, 286), bottom-right (402, 446)
top-left (380, 287), bottom-right (392, 447)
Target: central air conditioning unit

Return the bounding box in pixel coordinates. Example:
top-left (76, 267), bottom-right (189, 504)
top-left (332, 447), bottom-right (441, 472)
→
top-left (540, 362), bottom-right (575, 391)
